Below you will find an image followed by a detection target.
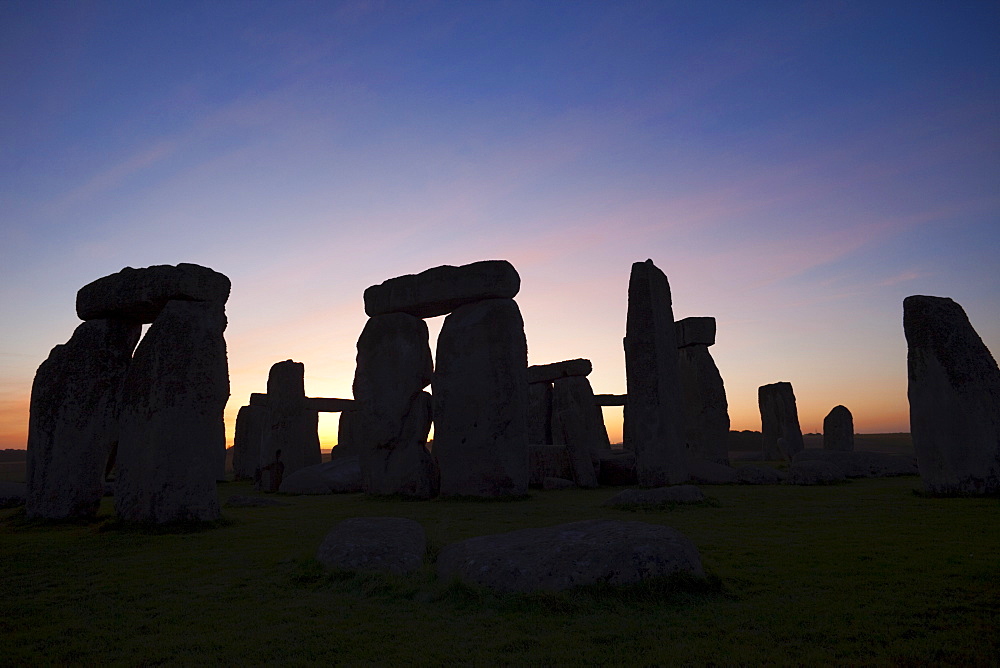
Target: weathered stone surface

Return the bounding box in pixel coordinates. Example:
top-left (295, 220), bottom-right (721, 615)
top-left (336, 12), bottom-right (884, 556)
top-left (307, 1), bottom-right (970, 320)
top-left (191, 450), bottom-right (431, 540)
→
top-left (259, 360), bottom-right (321, 479)
top-left (603, 485), bottom-right (705, 507)
top-left (624, 259), bottom-right (687, 486)
top-left (528, 444), bottom-right (573, 487)
top-left (675, 317), bottom-right (716, 348)
top-left (332, 410), bottom-right (363, 459)
top-left (436, 519), bottom-right (703, 593)
top-left (527, 359), bottom-right (592, 384)
top-left (792, 450), bottom-right (917, 478)
top-left (364, 260), bottom-right (520, 319)
top-left (115, 300), bottom-right (229, 523)
top-left (823, 405), bottom-right (854, 451)
top-left (758, 382), bottom-right (804, 461)
top-left (527, 382), bottom-right (553, 445)
top-left (735, 465), bottom-right (785, 485)
top-left (233, 404), bottom-right (266, 481)
top-left (317, 517), bottom-right (426, 574)
top-left (26, 319), bottom-right (140, 519)
top-left (353, 313), bottom-right (437, 498)
top-left (543, 477), bottom-right (576, 490)
top-left (678, 344), bottom-right (730, 464)
top-left (595, 394), bottom-right (627, 406)
top-left (278, 457), bottom-right (364, 494)
top-left (551, 376), bottom-right (609, 488)
top-left (0, 482), bottom-right (27, 509)
top-left (904, 295), bottom-right (1000, 495)
top-left (77, 263), bottom-right (230, 323)
top-left (224, 495), bottom-right (287, 507)
top-left (785, 460), bottom-right (846, 485)
top-left (433, 298), bottom-right (529, 497)
top-left (687, 460), bottom-right (737, 484)
top-left (597, 451), bottom-right (638, 486)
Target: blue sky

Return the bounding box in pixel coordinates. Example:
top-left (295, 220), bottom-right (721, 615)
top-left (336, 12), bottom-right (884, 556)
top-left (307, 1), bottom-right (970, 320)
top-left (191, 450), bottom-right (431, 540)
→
top-left (2, 1), bottom-right (998, 447)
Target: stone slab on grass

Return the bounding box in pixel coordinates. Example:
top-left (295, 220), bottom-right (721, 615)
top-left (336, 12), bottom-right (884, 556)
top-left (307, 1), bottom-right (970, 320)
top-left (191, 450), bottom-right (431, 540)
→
top-left (317, 517), bottom-right (426, 575)
top-left (785, 460), bottom-right (847, 485)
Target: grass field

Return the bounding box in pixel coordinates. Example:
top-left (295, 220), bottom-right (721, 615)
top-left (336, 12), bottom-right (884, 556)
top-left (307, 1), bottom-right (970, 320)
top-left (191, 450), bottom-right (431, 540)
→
top-left (2, 435), bottom-right (997, 665)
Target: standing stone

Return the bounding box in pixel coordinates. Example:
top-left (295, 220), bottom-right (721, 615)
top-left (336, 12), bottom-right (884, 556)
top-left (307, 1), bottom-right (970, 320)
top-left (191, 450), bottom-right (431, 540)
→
top-left (332, 409), bottom-right (363, 459)
top-left (527, 382), bottom-right (553, 444)
top-left (259, 360), bottom-right (320, 481)
top-left (823, 405), bottom-right (854, 452)
top-left (115, 300), bottom-right (229, 522)
top-left (623, 259), bottom-right (687, 486)
top-left (904, 295), bottom-right (1000, 495)
top-left (758, 382), bottom-right (804, 461)
top-left (353, 313), bottom-right (437, 498)
top-left (676, 318), bottom-right (729, 464)
top-left (433, 298), bottom-right (528, 497)
top-left (233, 404), bottom-right (267, 480)
top-left (26, 319), bottom-right (141, 519)
top-left (551, 376), bottom-right (610, 488)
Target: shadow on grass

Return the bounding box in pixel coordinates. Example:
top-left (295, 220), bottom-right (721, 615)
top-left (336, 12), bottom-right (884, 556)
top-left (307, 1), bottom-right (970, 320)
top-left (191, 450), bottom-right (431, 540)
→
top-left (912, 487), bottom-right (1000, 499)
top-left (95, 515), bottom-right (238, 534)
top-left (605, 498), bottom-right (721, 513)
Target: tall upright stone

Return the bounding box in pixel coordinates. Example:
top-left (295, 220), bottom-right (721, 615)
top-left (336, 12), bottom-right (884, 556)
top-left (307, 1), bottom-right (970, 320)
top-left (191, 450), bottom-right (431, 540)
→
top-left (353, 313), bottom-right (437, 498)
top-left (527, 382), bottom-right (553, 444)
top-left (758, 382), bottom-right (804, 461)
top-left (115, 300), bottom-right (229, 522)
top-left (823, 405), bottom-right (854, 452)
top-left (904, 295), bottom-right (1000, 495)
top-left (551, 376), bottom-right (609, 488)
top-left (26, 319), bottom-right (141, 519)
top-left (233, 403), bottom-right (267, 480)
top-left (433, 298), bottom-right (528, 497)
top-left (675, 317), bottom-right (729, 465)
top-left (259, 360), bottom-right (320, 479)
top-left (623, 259), bottom-right (687, 486)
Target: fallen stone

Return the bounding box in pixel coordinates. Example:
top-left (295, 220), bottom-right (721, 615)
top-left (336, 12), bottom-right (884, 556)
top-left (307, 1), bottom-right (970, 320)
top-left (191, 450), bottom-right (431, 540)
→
top-left (278, 457), bottom-right (363, 494)
top-left (224, 495), bottom-right (287, 507)
top-left (26, 318), bottom-right (140, 519)
top-left (594, 394), bottom-right (627, 406)
top-left (597, 451), bottom-right (638, 486)
top-left (687, 460), bottom-right (737, 484)
top-left (904, 295), bottom-right (1000, 495)
top-left (0, 482), bottom-right (27, 509)
top-left (603, 485), bottom-right (705, 507)
top-left (364, 260), bottom-right (520, 319)
top-left (543, 477), bottom-right (576, 490)
top-left (735, 465), bottom-right (785, 485)
top-left (624, 259), bottom-right (687, 486)
top-left (792, 450), bottom-right (917, 478)
top-left (115, 300), bottom-right (228, 523)
top-left (317, 517), bottom-right (426, 575)
top-left (528, 445), bottom-right (573, 487)
top-left (433, 298), bottom-right (529, 497)
top-left (77, 263), bottom-right (230, 323)
top-left (675, 317), bottom-right (716, 348)
top-left (785, 460), bottom-right (847, 485)
top-left (678, 343), bottom-right (730, 464)
top-left (823, 405), bottom-right (854, 451)
top-left (436, 519), bottom-right (704, 592)
top-left (758, 382), bottom-right (805, 460)
top-left (527, 358), bottom-right (592, 384)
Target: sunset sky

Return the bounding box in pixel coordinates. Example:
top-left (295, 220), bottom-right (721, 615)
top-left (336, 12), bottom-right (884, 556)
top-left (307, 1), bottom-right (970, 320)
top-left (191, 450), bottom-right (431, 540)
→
top-left (2, 1), bottom-right (998, 450)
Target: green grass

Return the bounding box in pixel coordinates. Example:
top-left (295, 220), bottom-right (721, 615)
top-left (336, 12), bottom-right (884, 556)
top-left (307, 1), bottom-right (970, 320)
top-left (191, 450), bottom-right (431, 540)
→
top-left (2, 471), bottom-right (998, 665)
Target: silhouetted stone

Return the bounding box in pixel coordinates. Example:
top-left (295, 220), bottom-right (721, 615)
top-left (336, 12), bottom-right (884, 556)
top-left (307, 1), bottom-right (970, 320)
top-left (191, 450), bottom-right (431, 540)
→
top-left (551, 376), bottom-right (611, 488)
top-left (77, 263), bottom-right (230, 323)
top-left (116, 300), bottom-right (229, 523)
top-left (436, 520), bottom-right (703, 592)
top-left (259, 360), bottom-right (320, 479)
top-left (317, 517), bottom-right (426, 575)
top-left (249, 392), bottom-right (268, 407)
top-left (527, 382), bottom-right (553, 445)
top-left (332, 409), bottom-right (363, 459)
top-left (278, 456), bottom-right (363, 494)
top-left (0, 482), bottom-right (27, 509)
top-left (595, 394), bottom-right (627, 406)
top-left (233, 404), bottom-right (266, 481)
top-left (678, 343), bottom-right (730, 464)
top-left (904, 295), bottom-right (1000, 495)
top-left (433, 298), bottom-right (528, 497)
top-left (528, 444), bottom-right (573, 487)
top-left (675, 317), bottom-right (716, 348)
top-left (603, 485), bottom-right (705, 507)
top-left (624, 259), bottom-right (687, 486)
top-left (364, 260), bottom-right (520, 319)
top-left (822, 405), bottom-right (854, 451)
top-left (26, 319), bottom-right (140, 519)
top-left (353, 313), bottom-right (437, 498)
top-left (686, 460), bottom-right (737, 484)
top-left (305, 397), bottom-right (355, 412)
top-left (597, 451), bottom-right (638, 486)
top-left (758, 382), bottom-right (804, 461)
top-left (792, 450), bottom-right (917, 478)
top-left (527, 358), bottom-right (592, 384)
top-left (786, 460), bottom-right (846, 485)
top-left (735, 465), bottom-right (785, 485)
top-left (543, 477), bottom-right (576, 490)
